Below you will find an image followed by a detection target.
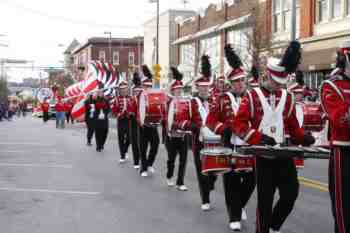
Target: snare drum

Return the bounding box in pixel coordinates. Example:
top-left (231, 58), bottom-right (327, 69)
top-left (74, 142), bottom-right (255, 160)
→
top-left (200, 147), bottom-right (232, 175)
top-left (139, 89), bottom-right (167, 126)
top-left (303, 103), bottom-right (323, 132)
top-left (168, 97), bottom-right (191, 135)
top-left (231, 153), bottom-right (254, 172)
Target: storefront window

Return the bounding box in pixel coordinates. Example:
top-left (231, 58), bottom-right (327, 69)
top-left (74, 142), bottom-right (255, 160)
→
top-left (180, 43), bottom-right (195, 67)
top-left (226, 28), bottom-right (252, 71)
top-left (317, 0), bottom-right (329, 23)
top-left (199, 35), bottom-right (220, 75)
top-left (180, 43), bottom-right (195, 82)
top-left (333, 0), bottom-right (342, 18)
top-left (272, 0), bottom-right (282, 32)
top-left (272, 0), bottom-right (300, 35)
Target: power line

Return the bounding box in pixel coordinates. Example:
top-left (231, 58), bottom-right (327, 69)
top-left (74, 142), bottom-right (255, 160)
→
top-left (4, 66), bottom-right (65, 70)
top-left (0, 0), bottom-right (171, 29)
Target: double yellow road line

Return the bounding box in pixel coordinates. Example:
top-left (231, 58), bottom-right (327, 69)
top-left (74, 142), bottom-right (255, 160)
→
top-left (298, 176), bottom-right (328, 192)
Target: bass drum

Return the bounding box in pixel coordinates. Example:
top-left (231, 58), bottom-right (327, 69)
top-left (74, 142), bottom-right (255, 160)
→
top-left (167, 97), bottom-right (191, 135)
top-left (139, 89), bottom-right (167, 126)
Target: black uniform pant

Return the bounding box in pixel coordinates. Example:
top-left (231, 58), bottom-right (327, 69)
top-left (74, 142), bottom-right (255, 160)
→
top-left (130, 117), bottom-right (140, 166)
top-left (95, 120), bottom-right (108, 150)
top-left (86, 119), bottom-right (95, 144)
top-left (193, 142), bottom-right (217, 204)
top-left (223, 170), bottom-right (255, 222)
top-left (255, 157), bottom-right (299, 233)
top-left (139, 125), bottom-right (160, 172)
top-left (166, 136), bottom-right (188, 186)
top-left (329, 147), bottom-right (350, 233)
top-left (117, 117), bottom-right (130, 159)
top-left (43, 111), bottom-right (49, 122)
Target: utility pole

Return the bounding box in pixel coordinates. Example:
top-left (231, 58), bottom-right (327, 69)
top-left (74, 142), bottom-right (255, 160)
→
top-left (156, 0), bottom-right (159, 65)
top-left (149, 0), bottom-right (161, 88)
top-left (291, 0), bottom-right (297, 41)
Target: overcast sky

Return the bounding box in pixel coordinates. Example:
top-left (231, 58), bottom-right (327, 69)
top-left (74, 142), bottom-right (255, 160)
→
top-left (0, 0), bottom-right (218, 82)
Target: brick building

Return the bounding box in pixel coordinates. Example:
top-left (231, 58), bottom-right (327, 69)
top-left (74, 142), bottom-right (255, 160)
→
top-left (63, 39), bottom-right (80, 79)
top-left (72, 37), bottom-right (144, 79)
top-left (174, 0), bottom-right (268, 86)
top-left (175, 0), bottom-right (350, 89)
top-left (269, 0), bottom-right (350, 89)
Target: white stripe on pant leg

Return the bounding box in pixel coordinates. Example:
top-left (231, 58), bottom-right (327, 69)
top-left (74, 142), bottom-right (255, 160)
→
top-left (336, 148), bottom-right (346, 233)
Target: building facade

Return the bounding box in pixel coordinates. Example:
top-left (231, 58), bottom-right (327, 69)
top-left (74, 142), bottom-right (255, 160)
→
top-left (269, 0), bottom-right (350, 89)
top-left (174, 0), bottom-right (267, 87)
top-left (144, 9), bottom-right (196, 89)
top-left (72, 37), bottom-right (144, 80)
top-left (175, 0), bottom-right (350, 90)
top-left (63, 39), bottom-right (80, 80)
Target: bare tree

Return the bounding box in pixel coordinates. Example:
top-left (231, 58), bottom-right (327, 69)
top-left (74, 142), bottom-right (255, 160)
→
top-left (244, 0), bottom-right (274, 71)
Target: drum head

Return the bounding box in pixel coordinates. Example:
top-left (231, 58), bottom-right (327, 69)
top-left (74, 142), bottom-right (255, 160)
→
top-left (168, 100), bottom-right (175, 131)
top-left (201, 127), bottom-right (221, 142)
top-left (200, 147), bottom-right (232, 156)
top-left (139, 91), bottom-right (146, 126)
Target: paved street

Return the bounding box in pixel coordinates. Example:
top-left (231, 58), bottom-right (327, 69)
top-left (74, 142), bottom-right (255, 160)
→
top-left (0, 117), bottom-right (333, 233)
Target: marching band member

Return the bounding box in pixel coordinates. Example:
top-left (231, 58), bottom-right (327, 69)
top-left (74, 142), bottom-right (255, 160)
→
top-left (94, 89), bottom-right (111, 152)
top-left (138, 65), bottom-right (160, 177)
top-left (84, 94), bottom-right (96, 146)
top-left (165, 67), bottom-right (188, 191)
top-left (113, 79), bottom-right (130, 163)
top-left (206, 44), bottom-right (255, 231)
top-left (320, 40), bottom-right (350, 233)
top-left (128, 72), bottom-right (143, 169)
top-left (233, 41), bottom-right (315, 233)
top-left (173, 55), bottom-right (217, 211)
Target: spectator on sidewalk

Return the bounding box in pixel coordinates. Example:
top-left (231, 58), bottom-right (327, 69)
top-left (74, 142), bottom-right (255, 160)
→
top-left (66, 101), bottom-right (74, 124)
top-left (84, 94), bottom-right (96, 146)
top-left (55, 97), bottom-right (66, 129)
top-left (41, 99), bottom-right (50, 123)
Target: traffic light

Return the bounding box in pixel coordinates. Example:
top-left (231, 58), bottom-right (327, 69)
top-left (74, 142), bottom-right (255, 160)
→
top-left (153, 64), bottom-right (161, 82)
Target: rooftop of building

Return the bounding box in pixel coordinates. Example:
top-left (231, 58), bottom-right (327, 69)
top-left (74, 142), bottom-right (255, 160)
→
top-left (72, 36), bottom-right (144, 55)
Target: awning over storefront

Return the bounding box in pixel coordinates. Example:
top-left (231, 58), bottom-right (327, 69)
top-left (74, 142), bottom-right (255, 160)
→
top-left (218, 14), bottom-right (251, 31)
top-left (192, 25), bottom-right (220, 40)
top-left (299, 47), bottom-right (337, 71)
top-left (172, 34), bottom-right (193, 45)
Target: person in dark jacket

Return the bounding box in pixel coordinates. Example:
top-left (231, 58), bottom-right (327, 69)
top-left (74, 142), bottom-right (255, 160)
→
top-left (94, 91), bottom-right (111, 152)
top-left (84, 94), bottom-right (96, 146)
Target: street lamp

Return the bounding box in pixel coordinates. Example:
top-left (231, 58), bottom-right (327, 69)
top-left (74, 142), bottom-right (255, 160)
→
top-left (104, 31), bottom-right (112, 63)
top-left (291, 0), bottom-right (297, 41)
top-left (149, 0), bottom-right (159, 65)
